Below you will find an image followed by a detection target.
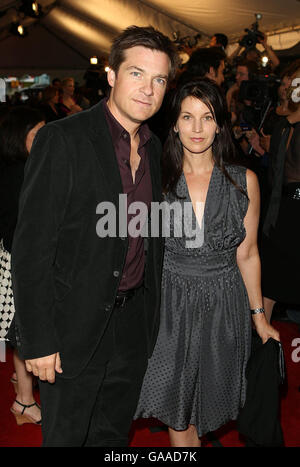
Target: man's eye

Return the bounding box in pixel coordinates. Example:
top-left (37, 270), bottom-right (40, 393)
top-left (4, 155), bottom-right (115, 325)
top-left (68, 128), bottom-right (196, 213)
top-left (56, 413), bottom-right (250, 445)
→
top-left (131, 71), bottom-right (141, 77)
top-left (155, 78), bottom-right (166, 86)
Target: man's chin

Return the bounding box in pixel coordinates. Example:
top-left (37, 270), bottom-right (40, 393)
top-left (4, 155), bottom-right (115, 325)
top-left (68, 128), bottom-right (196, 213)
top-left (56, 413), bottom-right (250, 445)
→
top-left (130, 111), bottom-right (155, 123)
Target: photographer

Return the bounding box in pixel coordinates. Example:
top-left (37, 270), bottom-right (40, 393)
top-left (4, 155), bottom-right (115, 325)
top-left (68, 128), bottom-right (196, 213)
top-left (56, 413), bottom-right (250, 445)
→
top-left (244, 60), bottom-right (300, 158)
top-left (230, 32), bottom-right (279, 71)
top-left (226, 59), bottom-right (259, 124)
top-left (178, 47), bottom-right (226, 87)
top-left (260, 66), bottom-right (300, 322)
top-left (209, 33), bottom-right (228, 52)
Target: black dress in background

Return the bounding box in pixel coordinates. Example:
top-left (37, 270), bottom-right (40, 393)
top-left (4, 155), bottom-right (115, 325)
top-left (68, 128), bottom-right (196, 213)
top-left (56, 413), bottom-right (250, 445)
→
top-left (261, 120), bottom-right (300, 304)
top-left (39, 104), bottom-right (63, 124)
top-left (0, 159), bottom-right (25, 341)
top-left (0, 160), bottom-right (25, 253)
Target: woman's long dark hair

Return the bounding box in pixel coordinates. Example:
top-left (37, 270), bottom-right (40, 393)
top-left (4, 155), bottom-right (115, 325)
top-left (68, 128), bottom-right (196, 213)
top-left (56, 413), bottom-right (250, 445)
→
top-left (162, 78), bottom-right (246, 197)
top-left (0, 105), bottom-right (45, 166)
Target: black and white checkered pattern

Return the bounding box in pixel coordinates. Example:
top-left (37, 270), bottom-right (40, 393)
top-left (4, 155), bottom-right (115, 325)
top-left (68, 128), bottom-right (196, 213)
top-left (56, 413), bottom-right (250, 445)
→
top-left (0, 240), bottom-right (15, 341)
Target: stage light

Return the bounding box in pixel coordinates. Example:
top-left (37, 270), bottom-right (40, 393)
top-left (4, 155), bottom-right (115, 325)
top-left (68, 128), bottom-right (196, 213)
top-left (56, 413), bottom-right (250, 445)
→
top-left (10, 22), bottom-right (28, 37)
top-left (262, 56), bottom-right (269, 66)
top-left (32, 2), bottom-right (38, 14)
top-left (105, 66), bottom-right (110, 72)
top-left (19, 1), bottom-right (42, 18)
top-left (90, 56), bottom-right (98, 65)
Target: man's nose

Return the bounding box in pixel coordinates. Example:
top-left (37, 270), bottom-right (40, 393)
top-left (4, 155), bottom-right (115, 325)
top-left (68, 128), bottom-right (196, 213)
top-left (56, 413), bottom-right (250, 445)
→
top-left (141, 79), bottom-right (154, 96)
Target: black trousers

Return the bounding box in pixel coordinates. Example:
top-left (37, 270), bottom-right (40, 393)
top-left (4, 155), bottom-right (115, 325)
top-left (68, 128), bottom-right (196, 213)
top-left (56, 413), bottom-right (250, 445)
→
top-left (39, 287), bottom-right (149, 446)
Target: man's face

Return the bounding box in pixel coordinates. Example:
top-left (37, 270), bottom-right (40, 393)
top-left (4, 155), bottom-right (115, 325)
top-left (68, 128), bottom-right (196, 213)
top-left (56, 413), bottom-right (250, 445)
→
top-left (206, 60), bottom-right (225, 86)
top-left (210, 36), bottom-right (217, 47)
top-left (215, 60), bottom-right (225, 86)
top-left (236, 66), bottom-right (249, 87)
top-left (107, 46), bottom-right (170, 128)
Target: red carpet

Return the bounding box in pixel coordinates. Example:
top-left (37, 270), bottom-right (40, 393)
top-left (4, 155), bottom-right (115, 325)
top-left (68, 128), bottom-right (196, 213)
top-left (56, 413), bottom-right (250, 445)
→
top-left (0, 321), bottom-right (299, 447)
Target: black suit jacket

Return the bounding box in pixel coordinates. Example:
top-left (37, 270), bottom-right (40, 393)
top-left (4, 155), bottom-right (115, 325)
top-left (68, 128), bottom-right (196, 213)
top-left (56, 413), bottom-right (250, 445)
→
top-left (11, 101), bottom-right (164, 378)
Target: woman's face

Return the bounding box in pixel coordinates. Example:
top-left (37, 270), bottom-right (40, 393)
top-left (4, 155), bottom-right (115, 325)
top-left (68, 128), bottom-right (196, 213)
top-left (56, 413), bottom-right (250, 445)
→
top-left (174, 96), bottom-right (218, 158)
top-left (63, 80), bottom-right (75, 96)
top-left (51, 91), bottom-right (59, 104)
top-left (26, 121), bottom-right (45, 154)
top-left (278, 75), bottom-right (292, 102)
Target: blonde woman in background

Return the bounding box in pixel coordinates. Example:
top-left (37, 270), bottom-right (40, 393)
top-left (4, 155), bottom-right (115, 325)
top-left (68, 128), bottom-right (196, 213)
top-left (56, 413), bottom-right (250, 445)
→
top-left (58, 77), bottom-right (82, 117)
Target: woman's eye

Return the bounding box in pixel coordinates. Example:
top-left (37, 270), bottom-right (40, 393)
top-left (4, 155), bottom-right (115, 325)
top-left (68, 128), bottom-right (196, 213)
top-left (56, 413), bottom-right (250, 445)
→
top-left (182, 115), bottom-right (190, 120)
top-left (204, 115), bottom-right (213, 121)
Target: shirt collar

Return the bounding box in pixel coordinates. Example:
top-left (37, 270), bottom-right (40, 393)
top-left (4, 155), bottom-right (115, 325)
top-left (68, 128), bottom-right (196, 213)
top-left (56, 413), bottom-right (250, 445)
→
top-left (102, 98), bottom-right (151, 148)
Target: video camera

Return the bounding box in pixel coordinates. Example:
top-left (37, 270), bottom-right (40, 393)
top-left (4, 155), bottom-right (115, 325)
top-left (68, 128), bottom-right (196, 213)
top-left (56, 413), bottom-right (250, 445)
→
top-left (239, 75), bottom-right (280, 134)
top-left (239, 14), bottom-right (264, 50)
top-left (239, 75), bottom-right (280, 107)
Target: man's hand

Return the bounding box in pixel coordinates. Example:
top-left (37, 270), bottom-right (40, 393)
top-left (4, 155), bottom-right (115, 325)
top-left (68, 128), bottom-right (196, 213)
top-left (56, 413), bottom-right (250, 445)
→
top-left (257, 32), bottom-right (268, 48)
top-left (25, 352), bottom-right (63, 383)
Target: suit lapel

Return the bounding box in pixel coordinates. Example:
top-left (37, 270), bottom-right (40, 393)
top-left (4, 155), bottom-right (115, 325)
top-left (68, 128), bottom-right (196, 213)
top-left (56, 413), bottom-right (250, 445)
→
top-left (88, 101), bottom-right (123, 206)
top-left (148, 138), bottom-right (161, 204)
top-left (88, 100), bottom-right (162, 207)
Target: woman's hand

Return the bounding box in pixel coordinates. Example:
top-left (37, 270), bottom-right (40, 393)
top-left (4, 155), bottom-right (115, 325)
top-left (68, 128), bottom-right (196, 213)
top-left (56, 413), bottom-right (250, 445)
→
top-left (254, 315), bottom-right (280, 344)
top-left (69, 104), bottom-right (83, 114)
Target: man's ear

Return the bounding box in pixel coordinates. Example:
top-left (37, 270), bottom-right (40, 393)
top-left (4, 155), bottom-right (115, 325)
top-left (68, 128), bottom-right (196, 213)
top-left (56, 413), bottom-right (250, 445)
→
top-left (107, 68), bottom-right (116, 88)
top-left (205, 67), bottom-right (216, 82)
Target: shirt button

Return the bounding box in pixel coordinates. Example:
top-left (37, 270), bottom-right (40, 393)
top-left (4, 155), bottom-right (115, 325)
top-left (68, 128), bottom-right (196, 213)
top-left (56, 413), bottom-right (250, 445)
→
top-left (105, 305), bottom-right (111, 312)
top-left (113, 271), bottom-right (119, 277)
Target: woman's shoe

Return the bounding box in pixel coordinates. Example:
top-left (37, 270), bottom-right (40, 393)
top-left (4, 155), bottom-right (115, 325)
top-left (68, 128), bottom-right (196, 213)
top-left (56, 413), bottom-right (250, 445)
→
top-left (10, 400), bottom-right (42, 426)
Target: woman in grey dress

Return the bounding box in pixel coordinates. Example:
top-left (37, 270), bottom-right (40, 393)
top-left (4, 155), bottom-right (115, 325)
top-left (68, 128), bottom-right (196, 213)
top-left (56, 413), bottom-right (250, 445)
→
top-left (134, 79), bottom-right (280, 446)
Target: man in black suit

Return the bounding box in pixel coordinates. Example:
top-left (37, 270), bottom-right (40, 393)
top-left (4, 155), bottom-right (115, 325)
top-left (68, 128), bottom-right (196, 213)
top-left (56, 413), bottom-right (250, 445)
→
top-left (11, 26), bottom-right (179, 446)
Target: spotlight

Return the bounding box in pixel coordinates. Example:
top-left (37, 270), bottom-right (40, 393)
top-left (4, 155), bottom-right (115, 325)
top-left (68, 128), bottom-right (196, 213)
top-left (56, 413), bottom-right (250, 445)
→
top-left (105, 66), bottom-right (110, 72)
top-left (19, 1), bottom-right (43, 18)
top-left (10, 22), bottom-right (28, 37)
top-left (262, 55), bottom-right (269, 67)
top-left (90, 56), bottom-right (98, 65)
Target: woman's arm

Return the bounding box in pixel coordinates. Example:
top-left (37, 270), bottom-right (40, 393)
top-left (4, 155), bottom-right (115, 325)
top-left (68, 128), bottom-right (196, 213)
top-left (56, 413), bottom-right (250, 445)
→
top-left (236, 169), bottom-right (280, 343)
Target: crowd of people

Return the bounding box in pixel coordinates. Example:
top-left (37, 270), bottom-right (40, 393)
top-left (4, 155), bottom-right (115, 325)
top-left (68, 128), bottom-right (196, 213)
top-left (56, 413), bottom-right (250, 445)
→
top-left (0, 25), bottom-right (299, 447)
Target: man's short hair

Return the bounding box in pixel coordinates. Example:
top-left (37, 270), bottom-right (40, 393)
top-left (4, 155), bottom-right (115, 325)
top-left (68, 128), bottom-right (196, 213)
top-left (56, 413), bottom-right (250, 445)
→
top-left (109, 25), bottom-right (180, 82)
top-left (236, 59), bottom-right (259, 78)
top-left (213, 33), bottom-right (228, 49)
top-left (186, 47), bottom-right (226, 78)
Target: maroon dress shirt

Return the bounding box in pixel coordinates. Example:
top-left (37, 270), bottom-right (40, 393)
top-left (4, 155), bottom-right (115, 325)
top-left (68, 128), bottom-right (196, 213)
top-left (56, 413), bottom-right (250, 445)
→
top-left (103, 99), bottom-right (152, 291)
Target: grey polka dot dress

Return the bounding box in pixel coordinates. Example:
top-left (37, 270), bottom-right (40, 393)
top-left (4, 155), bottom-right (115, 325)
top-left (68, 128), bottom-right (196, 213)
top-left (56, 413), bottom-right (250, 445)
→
top-left (134, 164), bottom-right (252, 437)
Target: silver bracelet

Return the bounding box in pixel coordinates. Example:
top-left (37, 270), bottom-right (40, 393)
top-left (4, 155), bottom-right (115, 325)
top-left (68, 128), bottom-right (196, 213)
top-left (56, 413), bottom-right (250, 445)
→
top-left (251, 307), bottom-right (265, 315)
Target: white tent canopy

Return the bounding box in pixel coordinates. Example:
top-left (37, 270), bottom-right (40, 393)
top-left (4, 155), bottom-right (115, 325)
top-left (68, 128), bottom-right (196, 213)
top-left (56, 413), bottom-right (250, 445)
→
top-left (0, 0), bottom-right (300, 76)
